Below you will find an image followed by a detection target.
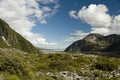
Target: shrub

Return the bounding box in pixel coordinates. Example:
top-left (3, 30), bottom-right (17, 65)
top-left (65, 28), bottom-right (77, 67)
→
top-left (93, 61), bottom-right (118, 71)
top-left (0, 56), bottom-right (26, 76)
top-left (7, 75), bottom-right (19, 80)
top-left (49, 60), bottom-right (67, 72)
top-left (93, 70), bottom-right (101, 77)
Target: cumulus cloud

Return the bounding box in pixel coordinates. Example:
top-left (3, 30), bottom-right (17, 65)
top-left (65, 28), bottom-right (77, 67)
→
top-left (0, 0), bottom-right (59, 48)
top-left (68, 4), bottom-right (120, 42)
top-left (111, 15), bottom-right (120, 34)
top-left (78, 4), bottom-right (112, 28)
top-left (91, 28), bottom-right (110, 35)
top-left (23, 32), bottom-right (57, 46)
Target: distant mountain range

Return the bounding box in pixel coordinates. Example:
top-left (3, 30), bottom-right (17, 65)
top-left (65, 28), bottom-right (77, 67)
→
top-left (37, 47), bottom-right (64, 53)
top-left (0, 19), bottom-right (39, 54)
top-left (65, 33), bottom-right (120, 52)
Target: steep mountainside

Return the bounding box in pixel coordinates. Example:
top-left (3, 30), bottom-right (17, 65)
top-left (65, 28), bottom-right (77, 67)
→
top-left (0, 19), bottom-right (39, 53)
top-left (65, 33), bottom-right (120, 52)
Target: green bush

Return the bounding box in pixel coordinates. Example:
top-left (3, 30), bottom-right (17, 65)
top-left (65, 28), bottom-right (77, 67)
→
top-left (93, 70), bottom-right (101, 77)
top-left (0, 54), bottom-right (27, 76)
top-left (49, 60), bottom-right (67, 72)
top-left (93, 61), bottom-right (118, 71)
top-left (7, 75), bottom-right (19, 80)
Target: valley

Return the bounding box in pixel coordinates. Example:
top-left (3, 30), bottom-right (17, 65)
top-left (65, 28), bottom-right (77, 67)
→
top-left (0, 17), bottom-right (120, 80)
top-left (0, 48), bottom-right (120, 80)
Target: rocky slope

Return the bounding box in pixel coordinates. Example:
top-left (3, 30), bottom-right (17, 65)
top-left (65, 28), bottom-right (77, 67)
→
top-left (0, 19), bottom-right (39, 53)
top-left (65, 33), bottom-right (120, 52)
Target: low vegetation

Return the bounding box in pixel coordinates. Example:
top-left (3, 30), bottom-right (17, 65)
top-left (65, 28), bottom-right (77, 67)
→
top-left (0, 48), bottom-right (120, 80)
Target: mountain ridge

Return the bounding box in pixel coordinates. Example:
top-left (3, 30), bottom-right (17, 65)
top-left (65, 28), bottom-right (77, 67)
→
top-left (65, 33), bottom-right (120, 52)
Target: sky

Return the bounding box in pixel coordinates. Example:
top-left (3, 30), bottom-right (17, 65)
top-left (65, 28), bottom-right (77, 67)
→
top-left (0, 0), bottom-right (120, 50)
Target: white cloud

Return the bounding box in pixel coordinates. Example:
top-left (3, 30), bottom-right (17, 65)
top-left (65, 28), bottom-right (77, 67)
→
top-left (69, 10), bottom-right (78, 19)
top-left (91, 28), bottom-right (110, 35)
top-left (24, 32), bottom-right (57, 46)
top-left (68, 4), bottom-right (120, 42)
top-left (78, 4), bottom-right (112, 28)
top-left (111, 15), bottom-right (120, 34)
top-left (65, 30), bottom-right (89, 42)
top-left (40, 19), bottom-right (47, 24)
top-left (42, 6), bottom-right (52, 12)
top-left (38, 0), bottom-right (58, 4)
top-left (0, 0), bottom-right (59, 48)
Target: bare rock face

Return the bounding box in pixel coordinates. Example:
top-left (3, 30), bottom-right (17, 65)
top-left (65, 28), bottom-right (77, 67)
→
top-left (0, 19), bottom-right (40, 54)
top-left (84, 34), bottom-right (104, 43)
top-left (65, 33), bottom-right (120, 52)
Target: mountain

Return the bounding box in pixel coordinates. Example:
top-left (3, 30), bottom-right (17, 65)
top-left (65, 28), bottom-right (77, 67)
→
top-left (0, 19), bottom-right (39, 54)
top-left (65, 33), bottom-right (120, 52)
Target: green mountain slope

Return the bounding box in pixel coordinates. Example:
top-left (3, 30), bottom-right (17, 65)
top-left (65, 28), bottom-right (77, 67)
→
top-left (0, 19), bottom-right (39, 54)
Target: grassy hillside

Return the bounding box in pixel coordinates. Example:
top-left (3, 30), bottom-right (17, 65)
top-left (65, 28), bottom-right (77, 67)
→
top-left (0, 19), bottom-right (39, 54)
top-left (0, 48), bottom-right (120, 80)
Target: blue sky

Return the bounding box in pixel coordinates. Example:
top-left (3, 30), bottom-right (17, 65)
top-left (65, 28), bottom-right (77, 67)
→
top-left (0, 0), bottom-right (120, 50)
top-left (32, 0), bottom-right (120, 50)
